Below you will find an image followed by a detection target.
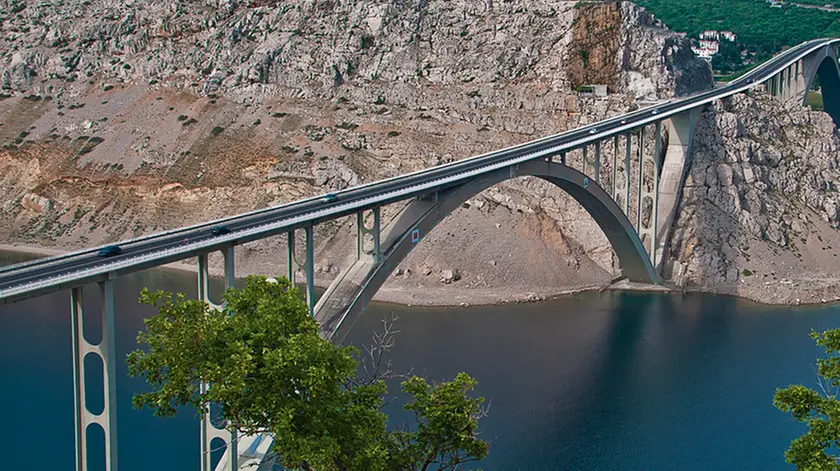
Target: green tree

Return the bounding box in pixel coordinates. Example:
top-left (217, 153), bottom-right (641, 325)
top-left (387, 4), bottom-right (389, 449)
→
top-left (711, 39), bottom-right (743, 74)
top-left (127, 275), bottom-right (488, 471)
top-left (775, 329), bottom-right (840, 470)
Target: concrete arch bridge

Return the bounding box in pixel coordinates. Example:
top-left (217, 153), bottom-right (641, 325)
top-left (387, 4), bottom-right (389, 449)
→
top-left (1, 38), bottom-right (840, 471)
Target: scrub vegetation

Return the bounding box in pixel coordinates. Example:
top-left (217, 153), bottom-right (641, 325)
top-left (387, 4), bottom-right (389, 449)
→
top-left (775, 328), bottom-right (840, 469)
top-left (637, 0), bottom-right (840, 54)
top-left (127, 276), bottom-right (489, 471)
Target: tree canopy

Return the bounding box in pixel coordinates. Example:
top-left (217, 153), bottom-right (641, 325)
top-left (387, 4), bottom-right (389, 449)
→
top-left (127, 275), bottom-right (488, 471)
top-left (775, 328), bottom-right (840, 470)
top-left (637, 0), bottom-right (840, 55)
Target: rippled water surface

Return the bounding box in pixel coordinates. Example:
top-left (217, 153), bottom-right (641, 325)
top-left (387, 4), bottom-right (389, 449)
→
top-left (1, 251), bottom-right (836, 470)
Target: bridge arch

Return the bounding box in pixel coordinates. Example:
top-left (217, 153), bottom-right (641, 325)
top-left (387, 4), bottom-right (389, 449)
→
top-left (317, 159), bottom-right (661, 344)
top-left (801, 45), bottom-right (840, 125)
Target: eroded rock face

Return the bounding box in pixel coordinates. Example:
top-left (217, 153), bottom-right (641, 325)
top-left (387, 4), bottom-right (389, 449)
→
top-left (0, 1), bottom-right (709, 105)
top-left (620, 2), bottom-right (713, 99)
top-left (666, 92), bottom-right (840, 303)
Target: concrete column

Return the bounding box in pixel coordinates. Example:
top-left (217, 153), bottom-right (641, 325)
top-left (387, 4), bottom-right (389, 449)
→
top-left (288, 228), bottom-right (316, 314)
top-left (655, 108), bottom-right (698, 271)
top-left (304, 225), bottom-right (315, 313)
top-left (788, 66), bottom-right (794, 99)
top-left (651, 122), bottom-right (662, 263)
top-left (636, 126), bottom-right (644, 231)
top-left (612, 135), bottom-right (619, 198)
top-left (198, 253), bottom-right (238, 471)
top-left (71, 280), bottom-right (119, 471)
top-left (624, 133), bottom-right (631, 215)
top-left (582, 145), bottom-right (587, 176)
top-left (559, 151), bottom-right (566, 165)
top-left (357, 208), bottom-right (381, 262)
top-left (594, 141), bottom-right (601, 184)
top-left (287, 231), bottom-right (296, 284)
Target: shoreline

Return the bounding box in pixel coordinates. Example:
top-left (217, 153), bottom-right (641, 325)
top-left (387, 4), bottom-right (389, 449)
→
top-left (0, 243), bottom-right (834, 309)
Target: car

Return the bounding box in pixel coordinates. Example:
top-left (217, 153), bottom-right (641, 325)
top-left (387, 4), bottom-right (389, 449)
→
top-left (98, 245), bottom-right (122, 258)
top-left (589, 128), bottom-right (597, 134)
top-left (211, 226), bottom-right (231, 236)
top-left (746, 78), bottom-right (755, 84)
top-left (322, 193), bottom-right (338, 203)
top-left (620, 119), bottom-right (627, 125)
top-left (652, 109), bottom-right (659, 115)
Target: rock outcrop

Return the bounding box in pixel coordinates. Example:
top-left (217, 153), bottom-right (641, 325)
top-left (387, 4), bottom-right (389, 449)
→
top-left (666, 92), bottom-right (840, 304)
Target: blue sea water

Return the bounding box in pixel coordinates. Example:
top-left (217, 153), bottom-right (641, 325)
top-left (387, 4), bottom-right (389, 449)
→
top-left (0, 253), bottom-right (835, 470)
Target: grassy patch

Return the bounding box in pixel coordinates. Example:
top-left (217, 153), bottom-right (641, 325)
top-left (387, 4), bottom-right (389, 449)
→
top-left (806, 91), bottom-right (824, 111)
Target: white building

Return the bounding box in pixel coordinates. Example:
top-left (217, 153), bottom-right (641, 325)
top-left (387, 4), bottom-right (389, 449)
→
top-left (699, 39), bottom-right (720, 54)
top-left (700, 30), bottom-right (720, 40)
top-left (721, 31), bottom-right (737, 42)
top-left (691, 46), bottom-right (715, 61)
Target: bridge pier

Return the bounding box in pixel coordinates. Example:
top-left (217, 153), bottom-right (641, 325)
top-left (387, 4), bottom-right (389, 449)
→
top-left (197, 248), bottom-right (238, 471)
top-left (654, 109), bottom-right (698, 271)
top-left (636, 126), bottom-right (645, 231)
top-left (288, 226), bottom-right (316, 315)
top-left (594, 141), bottom-right (601, 183)
top-left (636, 122), bottom-right (662, 264)
top-left (357, 208), bottom-right (382, 262)
top-left (70, 280), bottom-right (118, 471)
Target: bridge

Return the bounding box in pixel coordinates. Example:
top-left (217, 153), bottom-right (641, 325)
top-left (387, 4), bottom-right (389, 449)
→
top-left (1, 38), bottom-right (839, 471)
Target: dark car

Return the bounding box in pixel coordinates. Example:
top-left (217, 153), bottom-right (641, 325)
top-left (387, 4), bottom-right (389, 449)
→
top-left (211, 226), bottom-right (231, 236)
top-left (322, 193), bottom-right (338, 203)
top-left (97, 245), bottom-right (122, 258)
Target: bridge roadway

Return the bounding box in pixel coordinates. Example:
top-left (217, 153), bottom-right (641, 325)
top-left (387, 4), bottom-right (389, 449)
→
top-left (0, 38), bottom-right (836, 304)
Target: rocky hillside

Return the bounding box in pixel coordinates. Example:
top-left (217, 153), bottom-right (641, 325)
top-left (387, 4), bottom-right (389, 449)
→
top-left (0, 1), bottom-right (719, 304)
top-left (666, 92), bottom-right (840, 305)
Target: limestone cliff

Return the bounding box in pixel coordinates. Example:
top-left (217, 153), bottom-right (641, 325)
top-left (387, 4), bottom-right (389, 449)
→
top-left (666, 92), bottom-right (840, 305)
top-left (568, 2), bottom-right (711, 99)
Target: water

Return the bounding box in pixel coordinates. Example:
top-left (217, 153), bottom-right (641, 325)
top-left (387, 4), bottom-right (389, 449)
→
top-left (1, 251), bottom-right (835, 470)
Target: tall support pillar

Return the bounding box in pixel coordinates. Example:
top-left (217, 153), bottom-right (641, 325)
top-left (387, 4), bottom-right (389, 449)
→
top-left (582, 145), bottom-right (587, 176)
top-left (356, 208), bottom-right (381, 262)
top-left (288, 227), bottom-right (316, 314)
top-left (559, 151), bottom-right (566, 165)
top-left (612, 135), bottom-right (619, 198)
top-left (651, 122), bottom-right (662, 263)
top-left (198, 250), bottom-right (238, 471)
top-left (636, 126), bottom-right (645, 230)
top-left (780, 72), bottom-right (784, 95)
top-left (594, 141), bottom-right (601, 184)
top-left (785, 66), bottom-right (791, 100)
top-left (71, 279), bottom-right (119, 471)
top-left (624, 132), bottom-right (631, 215)
top-left (656, 109), bottom-right (698, 271)
top-left (637, 122), bottom-right (660, 261)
